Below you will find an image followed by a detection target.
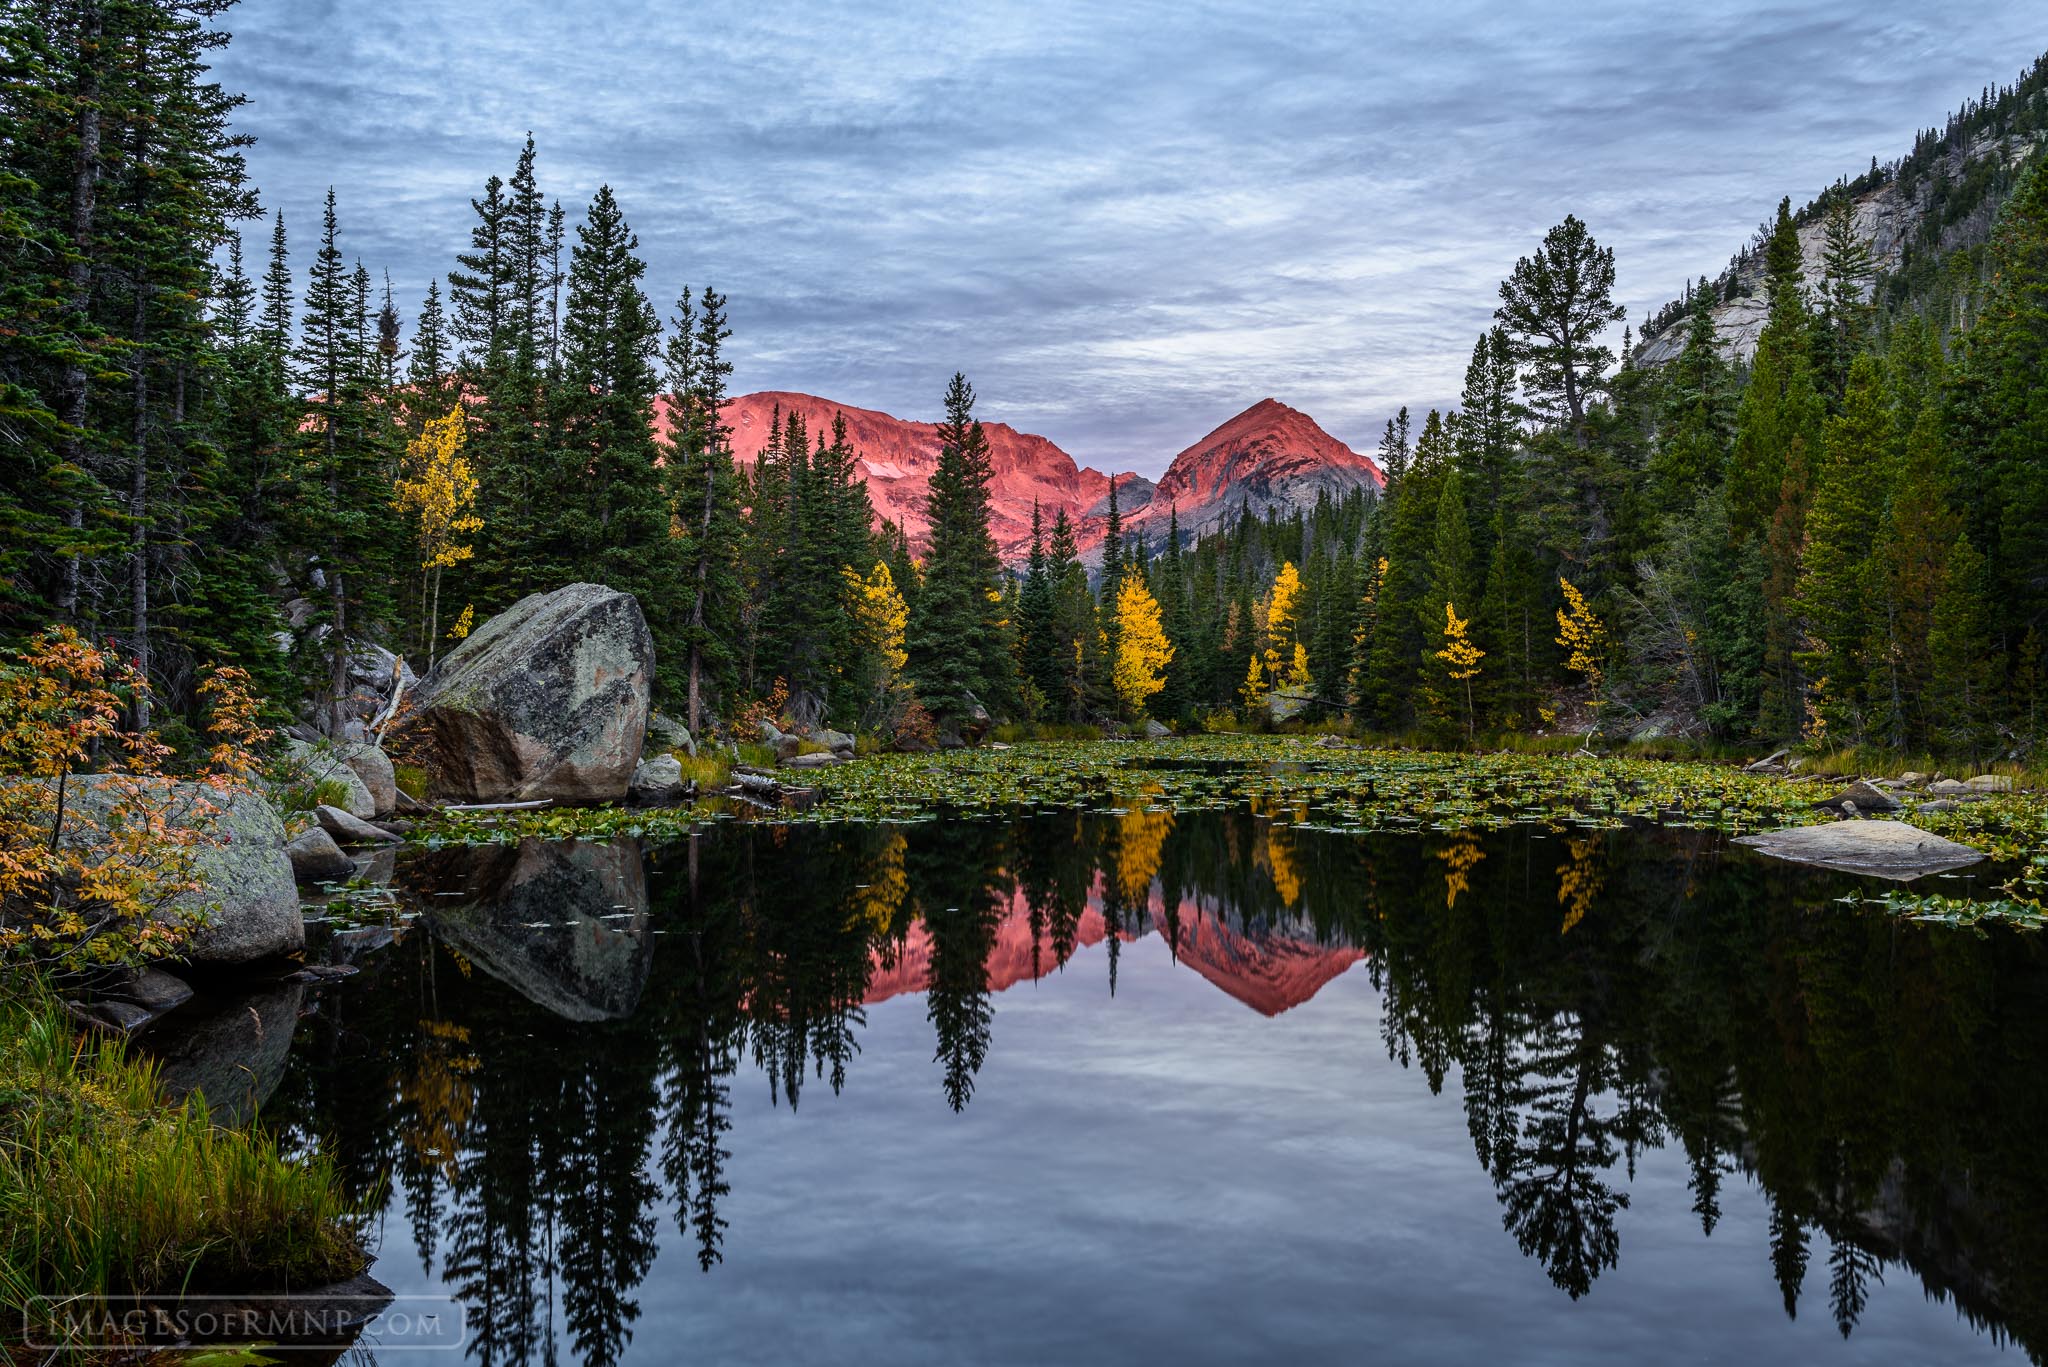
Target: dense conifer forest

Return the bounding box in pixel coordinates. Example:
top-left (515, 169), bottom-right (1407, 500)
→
top-left (5, 4), bottom-right (2047, 758)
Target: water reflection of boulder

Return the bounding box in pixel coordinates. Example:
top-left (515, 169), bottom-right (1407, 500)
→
top-left (411, 838), bottom-right (651, 1022)
top-left (151, 983), bottom-right (305, 1126)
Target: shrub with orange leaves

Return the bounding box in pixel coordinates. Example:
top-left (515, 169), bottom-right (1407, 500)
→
top-left (0, 629), bottom-right (271, 971)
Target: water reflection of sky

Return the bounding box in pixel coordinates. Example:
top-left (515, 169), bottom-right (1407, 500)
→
top-left (363, 926), bottom-right (1999, 1366)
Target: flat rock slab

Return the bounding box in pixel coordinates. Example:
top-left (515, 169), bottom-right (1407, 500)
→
top-left (1735, 820), bottom-right (1986, 882)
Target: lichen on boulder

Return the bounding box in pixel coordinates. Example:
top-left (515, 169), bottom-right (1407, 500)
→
top-left (399, 583), bottom-right (653, 804)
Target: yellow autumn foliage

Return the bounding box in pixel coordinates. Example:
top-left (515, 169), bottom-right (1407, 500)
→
top-left (1112, 576), bottom-right (1174, 714)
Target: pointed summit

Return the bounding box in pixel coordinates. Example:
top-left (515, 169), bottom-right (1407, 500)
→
top-left (1141, 398), bottom-right (1384, 541)
top-left (681, 390), bottom-right (1382, 562)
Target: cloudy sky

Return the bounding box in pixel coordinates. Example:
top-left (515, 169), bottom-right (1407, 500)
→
top-left (216, 1), bottom-right (2044, 478)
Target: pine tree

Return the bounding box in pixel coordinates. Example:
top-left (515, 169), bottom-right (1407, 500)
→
top-left (905, 374), bottom-right (1011, 724)
top-left (292, 188), bottom-right (396, 723)
top-left (662, 287), bottom-right (742, 732)
top-left (1794, 356), bottom-right (1889, 738)
top-left (1495, 215), bottom-right (1627, 445)
top-left (449, 173), bottom-right (511, 370)
top-left (1729, 198), bottom-right (1826, 737)
top-left (552, 185), bottom-right (686, 700)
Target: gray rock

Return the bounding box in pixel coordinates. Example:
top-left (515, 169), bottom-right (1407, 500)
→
top-left (645, 712), bottom-right (696, 758)
top-left (1929, 779), bottom-right (1970, 797)
top-left (1268, 689), bottom-right (1310, 723)
top-left (1897, 771), bottom-right (1930, 787)
top-left (150, 983), bottom-right (305, 1125)
top-left (315, 803), bottom-right (400, 846)
top-left (1144, 719), bottom-right (1172, 740)
top-left (1965, 774), bottom-right (2015, 793)
top-left (809, 728), bottom-right (856, 756)
top-left (1735, 820), bottom-right (1986, 881)
top-left (91, 999), bottom-right (158, 1032)
top-left (758, 720), bottom-right (784, 745)
top-left (782, 751), bottom-right (842, 769)
top-left (342, 744), bottom-right (399, 817)
top-left (772, 731), bottom-right (804, 762)
top-left (629, 753), bottom-right (688, 805)
top-left (960, 693), bottom-right (993, 743)
top-left (39, 775), bottom-right (303, 964)
top-left (281, 736), bottom-right (378, 820)
top-left (286, 826), bottom-right (355, 883)
top-left (1813, 780), bottom-right (1900, 814)
top-left (1917, 800), bottom-right (1959, 814)
top-left (411, 838), bottom-right (651, 1021)
top-left (110, 965), bottom-right (196, 1012)
top-left (347, 641), bottom-right (417, 694)
top-left (399, 583), bottom-right (652, 804)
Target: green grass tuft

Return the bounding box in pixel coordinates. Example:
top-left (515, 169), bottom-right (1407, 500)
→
top-left (0, 983), bottom-right (368, 1347)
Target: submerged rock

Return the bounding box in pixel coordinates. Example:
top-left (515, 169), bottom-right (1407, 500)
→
top-left (400, 582), bottom-right (652, 804)
top-left (413, 838), bottom-right (652, 1021)
top-left (1735, 820), bottom-right (1986, 881)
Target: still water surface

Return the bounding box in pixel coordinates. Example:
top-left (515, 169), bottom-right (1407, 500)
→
top-left (163, 813), bottom-right (2045, 1364)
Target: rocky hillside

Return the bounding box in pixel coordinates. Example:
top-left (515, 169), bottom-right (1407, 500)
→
top-left (695, 391), bottom-right (1380, 564)
top-left (1636, 55), bottom-right (2048, 366)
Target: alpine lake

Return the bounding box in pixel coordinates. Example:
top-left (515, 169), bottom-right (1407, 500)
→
top-left (141, 738), bottom-right (2048, 1365)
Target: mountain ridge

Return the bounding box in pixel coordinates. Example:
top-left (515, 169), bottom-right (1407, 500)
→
top-left (691, 390), bottom-right (1382, 563)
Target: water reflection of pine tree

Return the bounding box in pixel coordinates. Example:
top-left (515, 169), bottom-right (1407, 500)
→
top-left (910, 826), bottom-right (1005, 1110)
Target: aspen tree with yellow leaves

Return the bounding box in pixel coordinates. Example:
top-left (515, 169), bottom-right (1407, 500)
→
top-left (394, 406), bottom-right (482, 669)
top-left (845, 560), bottom-right (911, 722)
top-left (1434, 601), bottom-right (1485, 739)
top-left (1555, 576), bottom-right (1606, 708)
top-left (1112, 576), bottom-right (1174, 717)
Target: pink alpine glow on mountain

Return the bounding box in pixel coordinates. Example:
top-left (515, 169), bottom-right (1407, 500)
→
top-left (655, 390), bottom-right (1384, 563)
top-left (862, 885), bottom-right (1365, 1016)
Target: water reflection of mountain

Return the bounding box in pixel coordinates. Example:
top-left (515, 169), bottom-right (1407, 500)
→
top-left (232, 815), bottom-right (2048, 1367)
top-left (862, 885), bottom-right (1365, 1016)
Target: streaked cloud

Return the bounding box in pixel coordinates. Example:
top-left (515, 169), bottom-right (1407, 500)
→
top-left (216, 0), bottom-right (2045, 475)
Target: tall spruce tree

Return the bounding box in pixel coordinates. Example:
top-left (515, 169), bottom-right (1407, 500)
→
top-left (906, 373), bottom-right (1011, 723)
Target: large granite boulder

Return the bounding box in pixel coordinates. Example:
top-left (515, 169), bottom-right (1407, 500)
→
top-left (1735, 820), bottom-right (1986, 881)
top-left (46, 775), bottom-right (303, 964)
top-left (400, 583), bottom-right (653, 804)
top-left (410, 838), bottom-right (652, 1021)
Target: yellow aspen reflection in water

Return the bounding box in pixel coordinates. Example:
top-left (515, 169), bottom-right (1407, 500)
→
top-left (1438, 836), bottom-right (1485, 910)
top-left (1558, 837), bottom-right (1604, 934)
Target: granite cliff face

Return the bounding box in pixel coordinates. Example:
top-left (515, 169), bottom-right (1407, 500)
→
top-left (679, 391), bottom-right (1380, 563)
top-left (1635, 130), bottom-right (2046, 367)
